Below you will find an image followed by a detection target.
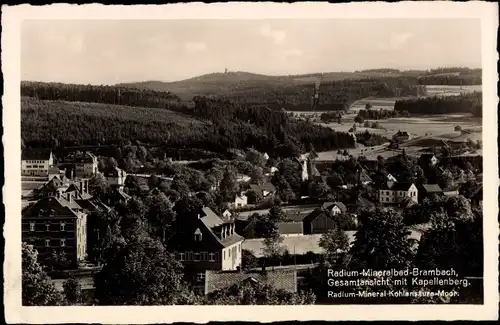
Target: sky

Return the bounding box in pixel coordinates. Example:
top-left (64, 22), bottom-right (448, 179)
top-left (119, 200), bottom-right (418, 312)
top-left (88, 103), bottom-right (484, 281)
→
top-left (21, 19), bottom-right (482, 85)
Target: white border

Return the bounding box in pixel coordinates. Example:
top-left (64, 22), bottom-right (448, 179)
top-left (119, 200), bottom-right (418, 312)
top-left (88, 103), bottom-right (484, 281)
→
top-left (2, 2), bottom-right (499, 323)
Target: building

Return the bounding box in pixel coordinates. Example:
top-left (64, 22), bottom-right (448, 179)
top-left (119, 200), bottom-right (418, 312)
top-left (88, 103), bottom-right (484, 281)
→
top-left (249, 182), bottom-right (276, 198)
top-left (222, 209), bottom-right (232, 220)
top-left (347, 197), bottom-right (376, 213)
top-left (22, 196), bottom-right (88, 268)
top-left (302, 205), bottom-right (343, 235)
top-left (418, 184), bottom-right (443, 202)
top-left (321, 202), bottom-right (347, 216)
top-left (378, 181), bottom-right (418, 204)
top-left (442, 186), bottom-right (460, 197)
top-left (102, 167), bottom-right (127, 188)
top-left (204, 269), bottom-right (297, 296)
top-left (21, 149), bottom-right (55, 177)
top-left (419, 153), bottom-right (439, 166)
top-left (263, 152), bottom-right (270, 161)
top-left (277, 222), bottom-right (304, 237)
top-left (392, 130), bottom-right (410, 143)
top-left (232, 193), bottom-right (248, 208)
top-left (62, 151), bottom-right (98, 178)
top-left (470, 185), bottom-right (483, 208)
top-left (169, 207), bottom-right (245, 293)
top-left (386, 173), bottom-right (398, 183)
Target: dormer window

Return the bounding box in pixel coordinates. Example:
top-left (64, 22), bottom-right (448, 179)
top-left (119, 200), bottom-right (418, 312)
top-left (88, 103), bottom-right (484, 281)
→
top-left (49, 209), bottom-right (55, 217)
top-left (194, 228), bottom-right (202, 242)
top-left (60, 239), bottom-right (66, 247)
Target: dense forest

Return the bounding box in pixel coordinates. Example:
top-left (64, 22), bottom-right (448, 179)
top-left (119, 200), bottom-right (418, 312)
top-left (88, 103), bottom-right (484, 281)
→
top-left (21, 81), bottom-right (184, 110)
top-left (394, 92), bottom-right (482, 116)
top-left (21, 95), bottom-right (357, 158)
top-left (219, 77), bottom-right (426, 111)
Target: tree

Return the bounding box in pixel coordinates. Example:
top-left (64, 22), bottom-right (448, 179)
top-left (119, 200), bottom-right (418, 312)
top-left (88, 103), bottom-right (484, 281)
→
top-left (63, 275), bottom-right (83, 305)
top-left (207, 281), bottom-right (316, 305)
top-left (94, 235), bottom-right (190, 305)
top-left (352, 123), bottom-right (357, 132)
top-left (309, 148), bottom-right (319, 160)
top-left (241, 249), bottom-right (260, 272)
top-left (250, 166), bottom-right (265, 185)
top-left (319, 229), bottom-right (350, 265)
top-left (262, 224), bottom-right (285, 265)
top-left (145, 192), bottom-right (177, 242)
top-left (365, 103), bottom-right (373, 110)
top-left (22, 243), bottom-right (64, 306)
top-left (275, 177), bottom-right (296, 203)
top-left (349, 208), bottom-right (414, 271)
top-left (246, 148), bottom-right (266, 167)
top-left (354, 115), bottom-right (364, 124)
top-left (89, 173), bottom-right (109, 198)
top-left (246, 189), bottom-right (263, 204)
top-left (268, 205), bottom-right (287, 222)
top-left (219, 168), bottom-right (240, 203)
top-left (454, 125), bottom-right (462, 132)
top-left (308, 181), bottom-right (331, 198)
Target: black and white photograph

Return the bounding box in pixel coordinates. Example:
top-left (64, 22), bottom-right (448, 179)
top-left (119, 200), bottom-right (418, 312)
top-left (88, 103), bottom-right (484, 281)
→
top-left (3, 2), bottom-right (498, 323)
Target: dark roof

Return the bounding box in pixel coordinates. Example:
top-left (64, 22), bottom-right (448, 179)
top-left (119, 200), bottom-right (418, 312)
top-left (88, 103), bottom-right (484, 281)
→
top-left (205, 270), bottom-right (297, 295)
top-left (421, 184), bottom-right (442, 193)
top-left (470, 185), bottom-right (483, 200)
top-left (382, 182), bottom-right (415, 191)
top-left (249, 182), bottom-right (276, 193)
top-left (284, 211), bottom-right (310, 222)
top-left (22, 149), bottom-right (52, 161)
top-left (277, 222), bottom-right (303, 235)
top-left (199, 206), bottom-right (245, 248)
top-left (359, 169), bottom-right (373, 183)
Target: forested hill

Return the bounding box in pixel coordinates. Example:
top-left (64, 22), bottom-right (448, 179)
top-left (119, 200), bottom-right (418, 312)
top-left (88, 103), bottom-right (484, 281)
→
top-left (21, 95), bottom-right (372, 159)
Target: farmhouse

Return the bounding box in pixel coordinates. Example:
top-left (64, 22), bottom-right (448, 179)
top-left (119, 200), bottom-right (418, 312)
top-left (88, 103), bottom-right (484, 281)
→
top-left (102, 167), bottom-right (127, 188)
top-left (378, 181), bottom-right (418, 204)
top-left (249, 182), bottom-right (276, 198)
top-left (302, 202), bottom-right (347, 235)
top-left (277, 222), bottom-right (304, 237)
top-left (232, 193), bottom-right (248, 208)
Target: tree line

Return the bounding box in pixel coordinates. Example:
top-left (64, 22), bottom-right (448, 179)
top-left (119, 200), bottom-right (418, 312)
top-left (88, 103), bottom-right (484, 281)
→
top-left (394, 92), bottom-right (482, 116)
top-left (21, 81), bottom-right (183, 110)
top-left (356, 108), bottom-right (410, 120)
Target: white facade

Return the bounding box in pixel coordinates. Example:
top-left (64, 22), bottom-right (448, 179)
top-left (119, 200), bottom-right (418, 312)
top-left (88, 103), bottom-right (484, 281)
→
top-left (221, 241), bottom-right (243, 271)
top-left (21, 153), bottom-right (54, 177)
top-left (330, 205), bottom-right (342, 215)
top-left (379, 184), bottom-right (418, 204)
top-left (233, 194), bottom-right (248, 208)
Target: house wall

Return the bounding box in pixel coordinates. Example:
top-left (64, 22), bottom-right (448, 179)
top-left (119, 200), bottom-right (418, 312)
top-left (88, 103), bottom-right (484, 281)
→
top-left (21, 158), bottom-right (52, 177)
top-left (234, 195), bottom-right (248, 208)
top-left (310, 214), bottom-right (336, 234)
top-left (331, 206), bottom-right (341, 215)
top-left (221, 241), bottom-right (243, 271)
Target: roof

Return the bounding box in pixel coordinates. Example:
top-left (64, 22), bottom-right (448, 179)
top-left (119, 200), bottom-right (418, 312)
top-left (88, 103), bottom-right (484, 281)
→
top-left (322, 202), bottom-right (347, 213)
top-left (284, 211), bottom-right (310, 222)
top-left (470, 185), bottom-right (483, 200)
top-left (22, 148), bottom-right (52, 161)
top-left (422, 184), bottom-right (442, 193)
top-left (249, 182), bottom-right (276, 193)
top-left (200, 206), bottom-right (245, 248)
top-left (383, 182), bottom-right (415, 191)
top-left (356, 197), bottom-right (376, 208)
top-left (205, 270), bottom-right (297, 295)
top-left (359, 169), bottom-right (373, 183)
top-left (277, 222), bottom-right (304, 235)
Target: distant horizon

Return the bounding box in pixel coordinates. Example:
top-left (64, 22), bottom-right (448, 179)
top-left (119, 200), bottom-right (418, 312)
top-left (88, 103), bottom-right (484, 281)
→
top-left (22, 19), bottom-right (482, 85)
top-left (21, 65), bottom-right (482, 86)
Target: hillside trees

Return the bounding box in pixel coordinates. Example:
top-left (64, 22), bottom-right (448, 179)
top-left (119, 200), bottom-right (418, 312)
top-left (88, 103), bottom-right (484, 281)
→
top-left (394, 92), bottom-right (482, 116)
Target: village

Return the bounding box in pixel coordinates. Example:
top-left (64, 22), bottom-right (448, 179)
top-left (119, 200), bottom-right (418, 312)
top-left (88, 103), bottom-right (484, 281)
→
top-left (21, 129), bottom-right (483, 303)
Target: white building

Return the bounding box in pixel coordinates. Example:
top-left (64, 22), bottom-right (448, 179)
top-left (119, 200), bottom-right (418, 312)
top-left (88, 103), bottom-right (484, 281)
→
top-left (232, 193), bottom-right (248, 208)
top-left (21, 149), bottom-right (54, 177)
top-left (379, 182), bottom-right (418, 204)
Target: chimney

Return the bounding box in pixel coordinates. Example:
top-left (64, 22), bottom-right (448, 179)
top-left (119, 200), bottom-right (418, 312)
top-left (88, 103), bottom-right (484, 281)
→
top-left (79, 181), bottom-right (84, 194)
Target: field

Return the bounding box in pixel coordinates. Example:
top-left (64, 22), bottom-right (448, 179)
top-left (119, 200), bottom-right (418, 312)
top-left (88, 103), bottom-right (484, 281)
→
top-left (425, 85), bottom-right (482, 96)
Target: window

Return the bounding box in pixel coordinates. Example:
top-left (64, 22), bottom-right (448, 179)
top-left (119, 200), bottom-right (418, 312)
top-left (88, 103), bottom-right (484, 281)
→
top-left (179, 252), bottom-right (185, 261)
top-left (45, 223), bottom-right (50, 231)
top-left (209, 252), bottom-right (215, 262)
top-left (228, 249), bottom-right (231, 257)
top-left (202, 252), bottom-right (208, 261)
top-left (29, 222), bottom-right (35, 232)
top-left (45, 239), bottom-right (50, 247)
top-left (187, 251), bottom-right (193, 261)
top-left (60, 222), bottom-right (66, 231)
top-left (197, 272), bottom-right (205, 282)
top-left (60, 239), bottom-right (66, 247)
top-left (215, 252), bottom-right (220, 262)
top-left (223, 250), bottom-right (225, 260)
top-left (194, 228), bottom-right (202, 242)
top-left (194, 253), bottom-right (200, 262)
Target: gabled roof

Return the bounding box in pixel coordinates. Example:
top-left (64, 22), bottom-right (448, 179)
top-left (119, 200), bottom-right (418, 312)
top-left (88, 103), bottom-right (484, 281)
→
top-left (322, 201), bottom-right (347, 213)
top-left (277, 222), bottom-right (303, 235)
top-left (382, 182), bottom-right (415, 191)
top-left (205, 270), bottom-right (297, 295)
top-left (199, 207), bottom-right (245, 248)
top-left (421, 184), bottom-right (442, 193)
top-left (22, 196), bottom-right (82, 219)
top-left (22, 148), bottom-right (52, 161)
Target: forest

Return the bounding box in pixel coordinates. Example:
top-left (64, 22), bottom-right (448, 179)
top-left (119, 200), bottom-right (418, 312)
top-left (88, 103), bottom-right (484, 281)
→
top-left (394, 92), bottom-right (482, 116)
top-left (21, 95), bottom-right (358, 159)
top-left (21, 81), bottom-right (184, 111)
top-left (356, 108), bottom-right (410, 120)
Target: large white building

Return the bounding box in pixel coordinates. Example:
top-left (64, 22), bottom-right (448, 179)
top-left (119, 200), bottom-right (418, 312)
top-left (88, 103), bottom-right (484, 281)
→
top-left (21, 149), bottom-right (54, 177)
top-left (379, 181), bottom-right (418, 204)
